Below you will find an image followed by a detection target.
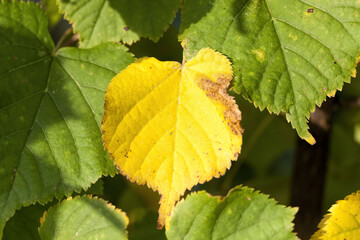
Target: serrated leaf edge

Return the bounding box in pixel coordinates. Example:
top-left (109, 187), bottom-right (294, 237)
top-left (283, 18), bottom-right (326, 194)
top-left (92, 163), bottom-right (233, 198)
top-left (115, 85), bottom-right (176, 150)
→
top-left (39, 194), bottom-right (129, 228)
top-left (166, 185), bottom-right (298, 233)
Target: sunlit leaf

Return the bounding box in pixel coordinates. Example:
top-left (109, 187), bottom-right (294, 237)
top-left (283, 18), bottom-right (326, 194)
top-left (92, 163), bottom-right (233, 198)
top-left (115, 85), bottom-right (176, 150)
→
top-left (39, 196), bottom-right (128, 240)
top-left (102, 48), bottom-right (242, 227)
top-left (166, 185), bottom-right (297, 240)
top-left (0, 1), bottom-right (134, 233)
top-left (311, 190), bottom-right (360, 240)
top-left (180, 0), bottom-right (360, 144)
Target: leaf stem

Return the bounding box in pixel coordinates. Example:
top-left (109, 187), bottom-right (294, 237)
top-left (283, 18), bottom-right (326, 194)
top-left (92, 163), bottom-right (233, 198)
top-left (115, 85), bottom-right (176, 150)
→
top-left (54, 27), bottom-right (74, 53)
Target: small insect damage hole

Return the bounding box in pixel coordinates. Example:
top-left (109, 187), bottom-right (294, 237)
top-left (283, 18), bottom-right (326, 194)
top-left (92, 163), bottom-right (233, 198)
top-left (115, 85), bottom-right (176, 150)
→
top-left (196, 74), bottom-right (243, 136)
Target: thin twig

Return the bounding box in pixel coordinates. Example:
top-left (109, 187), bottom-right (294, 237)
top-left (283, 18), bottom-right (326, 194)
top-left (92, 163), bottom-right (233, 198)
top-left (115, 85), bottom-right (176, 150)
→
top-left (54, 27), bottom-right (74, 53)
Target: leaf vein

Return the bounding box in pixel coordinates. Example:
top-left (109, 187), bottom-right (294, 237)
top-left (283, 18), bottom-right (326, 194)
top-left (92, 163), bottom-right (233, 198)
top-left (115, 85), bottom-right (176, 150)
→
top-left (0, 58), bottom-right (54, 220)
top-left (25, 144), bottom-right (45, 191)
top-left (0, 55), bottom-right (51, 80)
top-left (282, 45), bottom-right (331, 85)
top-left (35, 119), bottom-right (64, 186)
top-left (0, 91), bottom-right (43, 112)
top-left (274, 17), bottom-right (353, 58)
top-left (56, 57), bottom-right (100, 129)
top-left (57, 55), bottom-right (117, 74)
top-left (46, 91), bottom-right (82, 177)
top-left (109, 68), bottom-right (180, 147)
top-left (298, 0), bottom-right (358, 44)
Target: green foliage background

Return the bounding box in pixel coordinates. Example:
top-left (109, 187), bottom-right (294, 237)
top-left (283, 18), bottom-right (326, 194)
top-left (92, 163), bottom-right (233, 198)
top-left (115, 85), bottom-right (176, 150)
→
top-left (1, 0), bottom-right (360, 239)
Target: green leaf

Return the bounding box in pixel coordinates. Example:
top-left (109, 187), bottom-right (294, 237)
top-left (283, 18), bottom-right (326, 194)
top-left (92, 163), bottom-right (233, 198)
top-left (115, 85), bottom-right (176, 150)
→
top-left (3, 204), bottom-right (48, 240)
top-left (340, 64), bottom-right (360, 99)
top-left (180, 0), bottom-right (360, 143)
top-left (57, 0), bottom-right (181, 47)
top-left (41, 0), bottom-right (62, 28)
top-left (0, 221), bottom-right (4, 240)
top-left (39, 196), bottom-right (129, 240)
top-left (166, 185), bottom-right (297, 240)
top-left (0, 1), bottom-right (134, 232)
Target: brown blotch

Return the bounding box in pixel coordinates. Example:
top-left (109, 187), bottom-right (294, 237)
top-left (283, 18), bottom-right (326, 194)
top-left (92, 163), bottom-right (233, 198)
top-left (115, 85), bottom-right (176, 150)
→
top-left (196, 74), bottom-right (243, 136)
top-left (307, 8), bottom-right (314, 14)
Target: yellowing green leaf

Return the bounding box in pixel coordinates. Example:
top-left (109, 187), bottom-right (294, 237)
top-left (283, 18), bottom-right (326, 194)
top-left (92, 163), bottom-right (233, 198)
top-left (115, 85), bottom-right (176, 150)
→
top-left (311, 190), bottom-right (360, 240)
top-left (102, 48), bottom-right (242, 228)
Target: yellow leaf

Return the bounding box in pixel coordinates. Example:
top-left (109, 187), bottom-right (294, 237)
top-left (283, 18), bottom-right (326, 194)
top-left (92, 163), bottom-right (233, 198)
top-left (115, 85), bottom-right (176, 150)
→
top-left (311, 191), bottom-right (360, 240)
top-left (101, 48), bottom-right (242, 228)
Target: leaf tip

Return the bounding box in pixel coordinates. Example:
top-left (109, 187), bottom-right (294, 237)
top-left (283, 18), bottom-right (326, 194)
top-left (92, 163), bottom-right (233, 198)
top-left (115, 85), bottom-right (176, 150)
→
top-left (305, 135), bottom-right (316, 145)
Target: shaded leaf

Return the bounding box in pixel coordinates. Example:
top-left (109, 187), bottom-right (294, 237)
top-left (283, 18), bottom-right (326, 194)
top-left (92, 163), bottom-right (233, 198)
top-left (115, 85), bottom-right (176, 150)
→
top-left (39, 196), bottom-right (128, 240)
top-left (166, 185), bottom-right (297, 240)
top-left (0, 1), bottom-right (134, 232)
top-left (57, 0), bottom-right (181, 47)
top-left (3, 204), bottom-right (47, 240)
top-left (311, 191), bottom-right (360, 240)
top-left (180, 0), bottom-right (360, 143)
top-left (0, 222), bottom-right (4, 240)
top-left (102, 48), bottom-right (242, 227)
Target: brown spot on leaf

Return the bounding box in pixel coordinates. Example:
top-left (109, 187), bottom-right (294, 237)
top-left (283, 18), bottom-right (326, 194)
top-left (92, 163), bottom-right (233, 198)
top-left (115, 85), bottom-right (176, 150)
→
top-left (307, 8), bottom-right (314, 14)
top-left (123, 27), bottom-right (130, 31)
top-left (196, 74), bottom-right (243, 136)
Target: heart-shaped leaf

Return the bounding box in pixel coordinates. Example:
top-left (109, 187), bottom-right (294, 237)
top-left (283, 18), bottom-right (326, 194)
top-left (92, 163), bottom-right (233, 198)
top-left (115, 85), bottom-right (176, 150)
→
top-left (102, 48), bottom-right (243, 227)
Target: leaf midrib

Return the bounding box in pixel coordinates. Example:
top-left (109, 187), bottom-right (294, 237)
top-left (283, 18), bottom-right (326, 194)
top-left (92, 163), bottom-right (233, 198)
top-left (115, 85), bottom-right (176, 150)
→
top-left (0, 57), bottom-right (54, 221)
